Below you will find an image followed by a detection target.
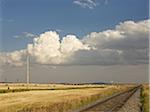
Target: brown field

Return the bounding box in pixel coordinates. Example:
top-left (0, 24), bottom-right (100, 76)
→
top-left (0, 83), bottom-right (134, 112)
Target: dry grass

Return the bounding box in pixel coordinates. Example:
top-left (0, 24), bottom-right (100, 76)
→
top-left (0, 83), bottom-right (107, 93)
top-left (0, 84), bottom-right (133, 112)
top-left (142, 84), bottom-right (149, 112)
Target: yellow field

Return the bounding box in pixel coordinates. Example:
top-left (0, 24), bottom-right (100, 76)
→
top-left (0, 83), bottom-right (133, 112)
top-left (0, 83), bottom-right (111, 93)
top-left (0, 83), bottom-right (108, 90)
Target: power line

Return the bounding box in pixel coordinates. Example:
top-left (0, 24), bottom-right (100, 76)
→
top-left (26, 51), bottom-right (30, 88)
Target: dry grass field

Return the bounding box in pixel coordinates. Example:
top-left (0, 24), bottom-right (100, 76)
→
top-left (0, 83), bottom-right (109, 94)
top-left (0, 83), bottom-right (110, 93)
top-left (0, 83), bottom-right (109, 89)
top-left (0, 83), bottom-right (134, 112)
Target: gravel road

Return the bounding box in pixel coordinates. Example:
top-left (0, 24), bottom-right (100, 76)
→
top-left (79, 86), bottom-right (141, 112)
top-left (117, 88), bottom-right (141, 112)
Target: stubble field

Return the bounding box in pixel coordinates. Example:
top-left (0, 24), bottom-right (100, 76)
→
top-left (0, 83), bottom-right (148, 112)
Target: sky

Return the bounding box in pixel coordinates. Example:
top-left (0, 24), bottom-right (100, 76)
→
top-left (0, 0), bottom-right (149, 51)
top-left (0, 0), bottom-right (149, 83)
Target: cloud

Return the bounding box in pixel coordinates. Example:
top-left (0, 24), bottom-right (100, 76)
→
top-left (27, 32), bottom-right (90, 64)
top-left (73, 0), bottom-right (97, 9)
top-left (13, 32), bottom-right (36, 39)
top-left (82, 19), bottom-right (149, 65)
top-left (0, 19), bottom-right (149, 66)
top-left (61, 35), bottom-right (90, 54)
top-left (0, 50), bottom-right (26, 66)
top-left (28, 31), bottom-right (62, 64)
top-left (83, 20), bottom-right (149, 49)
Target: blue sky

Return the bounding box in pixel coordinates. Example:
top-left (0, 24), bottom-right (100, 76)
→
top-left (0, 0), bottom-right (149, 83)
top-left (0, 0), bottom-right (149, 52)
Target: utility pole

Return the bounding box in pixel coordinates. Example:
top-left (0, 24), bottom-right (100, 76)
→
top-left (26, 50), bottom-right (30, 88)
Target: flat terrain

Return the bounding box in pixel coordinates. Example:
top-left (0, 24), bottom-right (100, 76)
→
top-left (0, 83), bottom-right (132, 112)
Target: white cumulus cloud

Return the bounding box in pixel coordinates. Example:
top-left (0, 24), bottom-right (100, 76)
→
top-left (0, 19), bottom-right (149, 66)
top-left (61, 35), bottom-right (90, 54)
top-left (0, 50), bottom-right (26, 66)
top-left (27, 31), bottom-right (90, 65)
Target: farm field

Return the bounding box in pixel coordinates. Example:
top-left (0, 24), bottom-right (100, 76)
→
top-left (0, 83), bottom-right (110, 93)
top-left (0, 83), bottom-right (133, 112)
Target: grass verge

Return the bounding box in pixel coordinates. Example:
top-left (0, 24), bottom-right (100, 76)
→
top-left (141, 84), bottom-right (149, 112)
